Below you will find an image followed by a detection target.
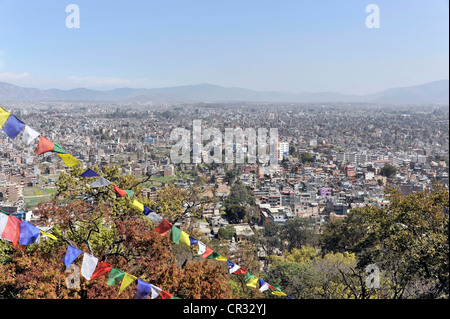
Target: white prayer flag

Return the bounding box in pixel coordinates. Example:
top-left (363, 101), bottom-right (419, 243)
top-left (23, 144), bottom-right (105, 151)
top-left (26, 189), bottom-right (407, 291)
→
top-left (197, 241), bottom-right (206, 256)
top-left (81, 252), bottom-right (98, 280)
top-left (150, 284), bottom-right (162, 299)
top-left (90, 176), bottom-right (111, 188)
top-left (21, 125), bottom-right (40, 146)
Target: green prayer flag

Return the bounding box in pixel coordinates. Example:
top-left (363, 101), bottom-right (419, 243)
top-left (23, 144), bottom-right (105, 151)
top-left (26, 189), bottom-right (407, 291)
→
top-left (245, 272), bottom-right (255, 282)
top-left (52, 142), bottom-right (67, 154)
top-left (125, 190), bottom-right (133, 197)
top-left (107, 267), bottom-right (125, 286)
top-left (206, 251), bottom-right (221, 259)
top-left (170, 225), bottom-right (181, 244)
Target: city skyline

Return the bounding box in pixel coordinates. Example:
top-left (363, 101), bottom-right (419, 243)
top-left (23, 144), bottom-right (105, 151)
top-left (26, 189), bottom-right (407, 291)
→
top-left (0, 0), bottom-right (448, 95)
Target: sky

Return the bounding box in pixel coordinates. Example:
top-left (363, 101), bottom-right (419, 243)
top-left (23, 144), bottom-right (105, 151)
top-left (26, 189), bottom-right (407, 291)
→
top-left (0, 0), bottom-right (448, 94)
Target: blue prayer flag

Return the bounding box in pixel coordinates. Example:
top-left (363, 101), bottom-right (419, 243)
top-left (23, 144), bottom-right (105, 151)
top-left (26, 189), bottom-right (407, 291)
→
top-left (189, 235), bottom-right (198, 246)
top-left (142, 205), bottom-right (152, 215)
top-left (133, 279), bottom-right (152, 299)
top-left (62, 245), bottom-right (83, 267)
top-left (19, 220), bottom-right (40, 245)
top-left (2, 115), bottom-right (25, 139)
top-left (79, 168), bottom-right (100, 178)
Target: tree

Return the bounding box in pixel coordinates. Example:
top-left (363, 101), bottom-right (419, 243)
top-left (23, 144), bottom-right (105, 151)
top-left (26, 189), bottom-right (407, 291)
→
top-left (281, 218), bottom-right (318, 251)
top-left (0, 166), bottom-right (232, 299)
top-left (320, 185), bottom-right (449, 299)
top-left (380, 164), bottom-right (397, 178)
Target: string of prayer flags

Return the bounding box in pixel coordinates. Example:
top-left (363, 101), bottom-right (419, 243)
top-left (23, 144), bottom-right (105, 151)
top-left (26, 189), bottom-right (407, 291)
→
top-left (21, 125), bottom-right (40, 146)
top-left (0, 106), bottom-right (10, 128)
top-left (107, 267), bottom-right (125, 286)
top-left (81, 253), bottom-right (99, 280)
top-left (154, 219), bottom-right (172, 236)
top-left (133, 279), bottom-right (152, 299)
top-left (90, 261), bottom-right (113, 280)
top-left (35, 136), bottom-right (67, 155)
top-left (119, 273), bottom-right (137, 294)
top-left (79, 168), bottom-right (100, 178)
top-left (58, 153), bottom-right (81, 167)
top-left (90, 176), bottom-right (111, 188)
top-left (227, 260), bottom-right (241, 274)
top-left (2, 114), bottom-right (25, 139)
top-left (62, 245), bottom-right (83, 267)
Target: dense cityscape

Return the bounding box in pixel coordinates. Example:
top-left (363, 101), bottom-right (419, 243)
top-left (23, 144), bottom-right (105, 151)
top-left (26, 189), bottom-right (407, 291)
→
top-left (1, 101), bottom-right (448, 227)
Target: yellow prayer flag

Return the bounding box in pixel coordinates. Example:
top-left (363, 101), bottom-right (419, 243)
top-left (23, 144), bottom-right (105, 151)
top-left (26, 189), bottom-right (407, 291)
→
top-left (272, 291), bottom-right (287, 297)
top-left (246, 276), bottom-right (259, 288)
top-left (132, 199), bottom-right (144, 213)
top-left (179, 231), bottom-right (191, 248)
top-left (0, 106), bottom-right (11, 128)
top-left (215, 255), bottom-right (228, 262)
top-left (58, 153), bottom-right (81, 167)
top-left (118, 273), bottom-right (137, 294)
top-left (39, 230), bottom-right (57, 240)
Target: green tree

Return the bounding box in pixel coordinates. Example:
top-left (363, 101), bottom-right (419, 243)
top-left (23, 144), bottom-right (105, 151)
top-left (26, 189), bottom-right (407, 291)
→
top-left (380, 164), bottom-right (397, 178)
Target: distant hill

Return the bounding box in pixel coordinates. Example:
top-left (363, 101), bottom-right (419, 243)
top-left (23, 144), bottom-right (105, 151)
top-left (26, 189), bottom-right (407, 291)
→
top-left (0, 79), bottom-right (448, 104)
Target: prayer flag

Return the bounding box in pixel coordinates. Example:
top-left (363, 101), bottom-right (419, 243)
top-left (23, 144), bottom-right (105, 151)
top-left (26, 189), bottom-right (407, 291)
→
top-left (119, 273), bottom-right (137, 294)
top-left (179, 230), bottom-right (191, 248)
top-left (159, 290), bottom-right (173, 299)
top-left (170, 225), bottom-right (181, 244)
top-left (0, 213), bottom-right (9, 237)
top-left (233, 267), bottom-right (247, 275)
top-left (34, 136), bottom-right (55, 155)
top-left (258, 279), bottom-right (270, 292)
top-left (81, 253), bottom-right (99, 280)
top-left (2, 114), bottom-right (25, 139)
top-left (1, 215), bottom-right (21, 248)
top-left (113, 184), bottom-right (127, 197)
top-left (150, 285), bottom-right (162, 299)
top-left (215, 255), bottom-right (228, 262)
top-left (145, 211), bottom-right (163, 224)
top-left (133, 279), bottom-right (152, 299)
top-left (39, 230), bottom-right (57, 240)
top-left (132, 199), bottom-right (144, 212)
top-left (197, 241), bottom-right (206, 256)
top-left (21, 125), bottom-right (40, 146)
top-left (206, 251), bottom-right (220, 259)
top-left (107, 267), bottom-right (125, 286)
top-left (62, 245), bottom-right (83, 267)
top-left (246, 274), bottom-right (259, 288)
top-left (271, 291), bottom-right (287, 297)
top-left (90, 176), bottom-right (111, 188)
top-left (125, 190), bottom-right (133, 197)
top-left (189, 235), bottom-right (198, 246)
top-left (142, 205), bottom-right (152, 215)
top-left (203, 246), bottom-right (214, 258)
top-left (0, 106), bottom-right (10, 128)
top-left (52, 142), bottom-right (67, 154)
top-left (227, 260), bottom-right (242, 274)
top-left (90, 261), bottom-right (113, 280)
top-left (58, 153), bottom-right (80, 167)
top-left (19, 220), bottom-right (40, 245)
top-left (154, 219), bottom-right (172, 236)
top-left (79, 168), bottom-right (99, 178)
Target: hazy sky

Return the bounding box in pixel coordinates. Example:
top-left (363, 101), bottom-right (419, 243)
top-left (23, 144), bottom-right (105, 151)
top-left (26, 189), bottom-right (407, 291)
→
top-left (0, 0), bottom-right (448, 94)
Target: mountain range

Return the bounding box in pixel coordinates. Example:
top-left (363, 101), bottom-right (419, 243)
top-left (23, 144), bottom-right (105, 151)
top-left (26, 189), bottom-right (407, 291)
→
top-left (0, 80), bottom-right (448, 104)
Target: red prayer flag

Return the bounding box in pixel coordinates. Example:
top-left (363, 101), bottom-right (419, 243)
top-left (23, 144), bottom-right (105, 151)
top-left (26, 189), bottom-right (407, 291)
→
top-left (234, 267), bottom-right (248, 275)
top-left (34, 136), bottom-right (55, 155)
top-left (202, 246), bottom-right (214, 258)
top-left (90, 261), bottom-right (113, 280)
top-left (154, 219), bottom-right (172, 236)
top-left (159, 290), bottom-right (173, 299)
top-left (112, 184), bottom-right (127, 197)
top-left (2, 215), bottom-right (21, 249)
